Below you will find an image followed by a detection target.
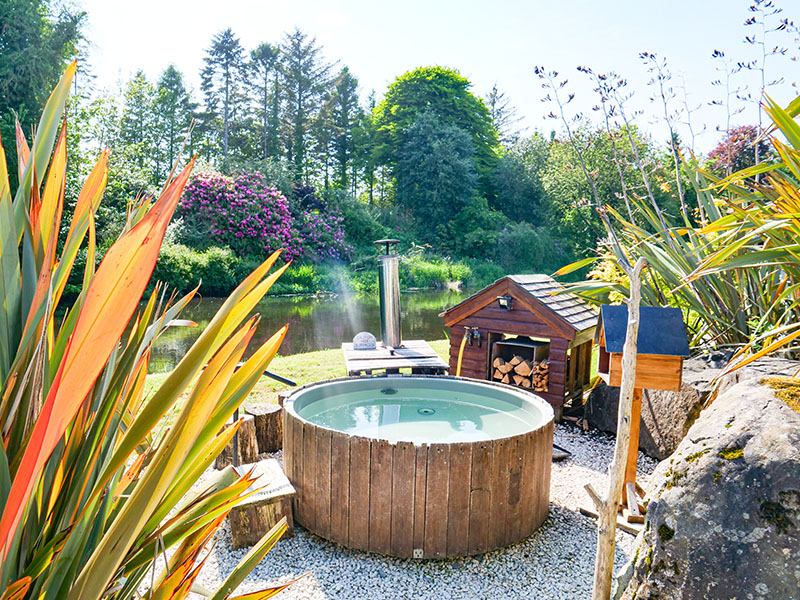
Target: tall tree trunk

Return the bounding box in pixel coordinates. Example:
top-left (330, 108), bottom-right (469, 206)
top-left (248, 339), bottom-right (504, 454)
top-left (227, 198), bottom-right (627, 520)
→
top-left (591, 257), bottom-right (646, 600)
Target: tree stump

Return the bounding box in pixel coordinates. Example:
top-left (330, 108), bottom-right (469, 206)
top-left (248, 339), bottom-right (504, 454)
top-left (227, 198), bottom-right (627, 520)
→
top-left (246, 404), bottom-right (283, 453)
top-left (215, 414), bottom-right (259, 469)
top-left (228, 459), bottom-right (296, 549)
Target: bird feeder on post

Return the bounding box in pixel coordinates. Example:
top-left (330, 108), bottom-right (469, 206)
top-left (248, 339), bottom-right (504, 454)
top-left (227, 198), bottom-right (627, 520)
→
top-left (595, 304), bottom-right (690, 522)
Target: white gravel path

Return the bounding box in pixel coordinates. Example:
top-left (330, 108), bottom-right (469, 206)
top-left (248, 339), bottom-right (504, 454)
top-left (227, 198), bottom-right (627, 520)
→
top-left (194, 424), bottom-right (657, 600)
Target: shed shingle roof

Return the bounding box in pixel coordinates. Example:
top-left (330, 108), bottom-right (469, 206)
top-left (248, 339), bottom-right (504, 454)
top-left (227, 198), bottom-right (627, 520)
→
top-left (507, 275), bottom-right (598, 332)
top-left (441, 274), bottom-right (598, 333)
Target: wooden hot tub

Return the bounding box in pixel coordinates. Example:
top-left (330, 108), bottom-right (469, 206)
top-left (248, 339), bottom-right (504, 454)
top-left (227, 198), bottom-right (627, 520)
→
top-left (282, 375), bottom-right (554, 559)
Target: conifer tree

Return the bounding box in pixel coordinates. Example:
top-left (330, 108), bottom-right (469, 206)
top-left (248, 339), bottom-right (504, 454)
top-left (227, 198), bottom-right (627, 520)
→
top-left (249, 42), bottom-right (281, 161)
top-left (326, 67), bottom-right (362, 189)
top-left (153, 65), bottom-right (194, 181)
top-left (201, 28), bottom-right (247, 165)
top-left (279, 27), bottom-right (333, 177)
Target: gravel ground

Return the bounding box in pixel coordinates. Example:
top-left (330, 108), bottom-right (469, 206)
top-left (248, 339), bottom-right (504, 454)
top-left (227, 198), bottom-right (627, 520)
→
top-left (194, 424), bottom-right (657, 600)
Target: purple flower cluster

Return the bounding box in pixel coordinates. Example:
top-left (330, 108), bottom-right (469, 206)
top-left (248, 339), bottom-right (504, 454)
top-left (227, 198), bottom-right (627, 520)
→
top-left (180, 171), bottom-right (301, 259)
top-left (296, 208), bottom-right (353, 262)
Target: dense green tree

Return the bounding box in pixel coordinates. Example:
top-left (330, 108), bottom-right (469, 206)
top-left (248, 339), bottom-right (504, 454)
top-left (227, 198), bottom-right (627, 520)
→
top-left (354, 91), bottom-right (378, 202)
top-left (0, 0), bottom-right (84, 183)
top-left (490, 134), bottom-right (549, 223)
top-left (373, 66), bottom-right (498, 175)
top-left (485, 83), bottom-right (523, 145)
top-left (395, 111), bottom-right (478, 242)
top-left (249, 42), bottom-right (280, 161)
top-left (118, 71), bottom-right (156, 174)
top-left (325, 67), bottom-right (361, 189)
top-left (153, 65), bottom-right (194, 181)
top-left (279, 28), bottom-right (333, 177)
top-left (541, 125), bottom-right (680, 256)
top-left (201, 28), bottom-right (248, 165)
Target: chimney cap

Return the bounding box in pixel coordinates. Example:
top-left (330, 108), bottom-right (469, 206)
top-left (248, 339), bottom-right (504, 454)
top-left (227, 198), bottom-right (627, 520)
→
top-left (374, 239), bottom-right (400, 255)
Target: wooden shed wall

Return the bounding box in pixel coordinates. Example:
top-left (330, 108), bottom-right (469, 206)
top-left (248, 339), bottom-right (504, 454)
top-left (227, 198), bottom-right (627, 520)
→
top-left (448, 306), bottom-right (572, 410)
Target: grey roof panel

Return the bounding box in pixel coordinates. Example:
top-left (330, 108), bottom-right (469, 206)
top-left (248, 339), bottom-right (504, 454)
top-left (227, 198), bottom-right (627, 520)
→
top-left (599, 305), bottom-right (690, 356)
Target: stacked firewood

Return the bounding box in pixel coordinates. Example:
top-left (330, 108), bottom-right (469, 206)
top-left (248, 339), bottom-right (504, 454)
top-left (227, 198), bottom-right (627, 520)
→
top-left (492, 355), bottom-right (549, 392)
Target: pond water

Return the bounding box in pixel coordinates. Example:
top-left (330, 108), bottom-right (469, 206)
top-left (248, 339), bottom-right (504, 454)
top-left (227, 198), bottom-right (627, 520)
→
top-left (149, 289), bottom-right (465, 373)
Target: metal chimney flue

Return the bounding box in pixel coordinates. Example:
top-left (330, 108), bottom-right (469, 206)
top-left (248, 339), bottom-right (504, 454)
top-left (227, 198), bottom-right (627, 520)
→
top-left (375, 239), bottom-right (402, 348)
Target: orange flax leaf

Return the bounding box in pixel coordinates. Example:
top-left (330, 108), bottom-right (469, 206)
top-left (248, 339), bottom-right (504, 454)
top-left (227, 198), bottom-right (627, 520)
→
top-left (28, 167), bottom-right (41, 255)
top-left (0, 160), bottom-right (196, 560)
top-left (63, 150), bottom-right (108, 247)
top-left (227, 574), bottom-right (309, 600)
top-left (14, 122), bottom-right (30, 187)
top-left (51, 151), bottom-right (108, 307)
top-left (18, 190), bottom-right (61, 347)
top-left (38, 121), bottom-right (67, 255)
top-left (0, 576), bottom-right (32, 600)
top-left (158, 513), bottom-right (226, 582)
top-left (0, 133), bottom-right (10, 205)
top-left (112, 452), bottom-right (146, 502)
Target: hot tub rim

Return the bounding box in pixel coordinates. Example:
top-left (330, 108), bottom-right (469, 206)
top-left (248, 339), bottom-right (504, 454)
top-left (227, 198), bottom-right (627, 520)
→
top-left (282, 373), bottom-right (555, 445)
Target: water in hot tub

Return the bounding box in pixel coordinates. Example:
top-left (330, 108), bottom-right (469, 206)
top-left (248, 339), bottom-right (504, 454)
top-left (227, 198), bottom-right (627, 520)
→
top-left (296, 386), bottom-right (545, 444)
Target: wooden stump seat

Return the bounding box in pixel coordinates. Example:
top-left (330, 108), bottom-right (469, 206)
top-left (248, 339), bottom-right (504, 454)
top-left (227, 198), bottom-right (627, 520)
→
top-left (215, 413), bottom-right (259, 469)
top-left (228, 458), bottom-right (296, 549)
top-left (246, 404), bottom-right (284, 453)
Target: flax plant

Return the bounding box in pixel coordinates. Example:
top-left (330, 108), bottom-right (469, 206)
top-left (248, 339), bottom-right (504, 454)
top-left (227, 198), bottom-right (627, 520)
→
top-left (0, 63), bottom-right (301, 599)
top-left (559, 94), bottom-right (800, 366)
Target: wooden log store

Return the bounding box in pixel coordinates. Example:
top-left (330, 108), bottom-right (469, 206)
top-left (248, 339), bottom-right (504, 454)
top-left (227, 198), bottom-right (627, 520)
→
top-left (440, 275), bottom-right (598, 417)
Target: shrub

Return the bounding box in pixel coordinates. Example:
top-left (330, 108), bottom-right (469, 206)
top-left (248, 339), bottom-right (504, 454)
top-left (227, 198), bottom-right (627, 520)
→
top-left (289, 183), bottom-right (353, 262)
top-left (337, 192), bottom-right (390, 252)
top-left (493, 221), bottom-right (572, 275)
top-left (152, 244), bottom-right (237, 296)
top-left (179, 170), bottom-right (300, 259)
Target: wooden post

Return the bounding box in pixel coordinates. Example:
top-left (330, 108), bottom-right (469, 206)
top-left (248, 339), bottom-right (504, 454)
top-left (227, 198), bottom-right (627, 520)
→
top-left (589, 256), bottom-right (646, 600)
top-left (623, 388), bottom-right (642, 506)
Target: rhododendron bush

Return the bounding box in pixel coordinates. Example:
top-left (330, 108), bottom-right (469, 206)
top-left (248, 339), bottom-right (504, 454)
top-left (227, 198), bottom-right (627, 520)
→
top-left (179, 170), bottom-right (352, 262)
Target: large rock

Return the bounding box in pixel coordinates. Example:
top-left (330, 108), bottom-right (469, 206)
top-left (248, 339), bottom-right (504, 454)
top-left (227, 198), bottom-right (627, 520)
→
top-left (586, 353), bottom-right (732, 460)
top-left (620, 374), bottom-right (800, 600)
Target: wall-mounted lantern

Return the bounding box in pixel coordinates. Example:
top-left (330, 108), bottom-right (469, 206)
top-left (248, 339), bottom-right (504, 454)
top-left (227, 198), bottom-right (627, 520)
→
top-left (496, 295), bottom-right (513, 310)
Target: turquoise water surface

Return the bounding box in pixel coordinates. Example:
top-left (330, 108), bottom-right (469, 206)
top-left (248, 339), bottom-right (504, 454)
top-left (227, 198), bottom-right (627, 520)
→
top-left (290, 378), bottom-right (550, 444)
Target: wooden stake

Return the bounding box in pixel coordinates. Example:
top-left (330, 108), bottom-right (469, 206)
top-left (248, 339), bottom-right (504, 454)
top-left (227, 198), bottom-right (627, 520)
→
top-left (623, 388), bottom-right (643, 506)
top-left (589, 257), bottom-right (646, 600)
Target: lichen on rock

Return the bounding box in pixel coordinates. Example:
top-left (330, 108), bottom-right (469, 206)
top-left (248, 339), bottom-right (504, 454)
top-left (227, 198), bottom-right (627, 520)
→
top-left (621, 364), bottom-right (800, 600)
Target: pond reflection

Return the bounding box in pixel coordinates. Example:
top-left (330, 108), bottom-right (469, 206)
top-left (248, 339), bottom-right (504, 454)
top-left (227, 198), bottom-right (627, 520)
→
top-left (149, 289), bottom-right (465, 373)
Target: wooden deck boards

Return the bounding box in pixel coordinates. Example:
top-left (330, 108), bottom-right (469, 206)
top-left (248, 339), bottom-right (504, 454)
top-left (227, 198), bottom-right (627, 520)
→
top-left (342, 339), bottom-right (448, 376)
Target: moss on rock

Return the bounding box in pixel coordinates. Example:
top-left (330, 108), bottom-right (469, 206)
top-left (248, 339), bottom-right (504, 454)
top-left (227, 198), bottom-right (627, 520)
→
top-left (762, 376), bottom-right (800, 414)
top-left (658, 523), bottom-right (675, 541)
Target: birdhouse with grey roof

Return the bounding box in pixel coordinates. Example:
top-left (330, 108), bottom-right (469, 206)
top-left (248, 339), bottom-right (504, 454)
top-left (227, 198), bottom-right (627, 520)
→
top-left (596, 305), bottom-right (690, 392)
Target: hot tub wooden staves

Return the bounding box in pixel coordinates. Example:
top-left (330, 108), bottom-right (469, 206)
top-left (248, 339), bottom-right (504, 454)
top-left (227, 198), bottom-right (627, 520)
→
top-left (283, 408), bottom-right (554, 559)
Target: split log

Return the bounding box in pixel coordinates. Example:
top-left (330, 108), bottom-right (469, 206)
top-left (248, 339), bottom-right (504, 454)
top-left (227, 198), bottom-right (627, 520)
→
top-left (501, 373), bottom-right (510, 384)
top-left (246, 404), bottom-right (284, 454)
top-left (508, 355), bottom-right (523, 367)
top-left (514, 360), bottom-right (533, 377)
top-left (493, 368), bottom-right (504, 380)
top-left (520, 377), bottom-right (532, 389)
top-left (497, 362), bottom-right (514, 374)
top-left (215, 414), bottom-right (259, 469)
top-left (512, 374), bottom-right (527, 386)
top-left (492, 357), bottom-right (505, 369)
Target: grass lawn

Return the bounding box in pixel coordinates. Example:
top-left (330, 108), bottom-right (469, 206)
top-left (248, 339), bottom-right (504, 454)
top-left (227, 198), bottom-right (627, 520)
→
top-left (144, 339), bottom-right (451, 409)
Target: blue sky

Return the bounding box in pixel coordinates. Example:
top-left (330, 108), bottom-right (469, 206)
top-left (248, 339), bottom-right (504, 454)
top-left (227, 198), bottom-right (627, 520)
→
top-left (80, 0), bottom-right (799, 152)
